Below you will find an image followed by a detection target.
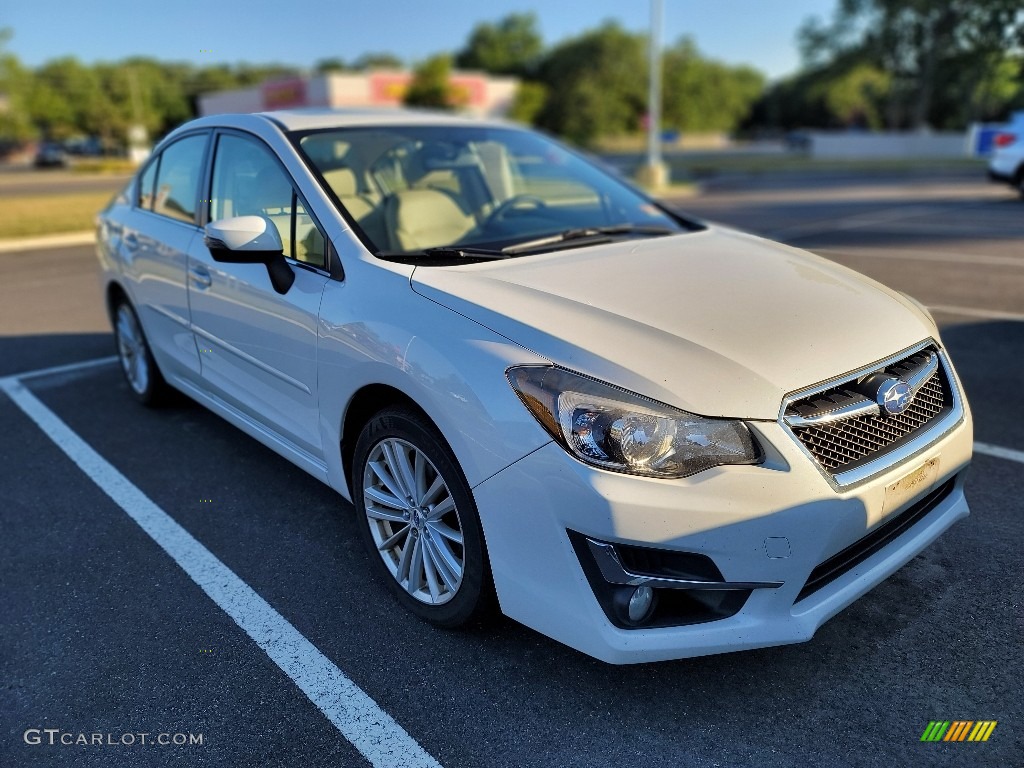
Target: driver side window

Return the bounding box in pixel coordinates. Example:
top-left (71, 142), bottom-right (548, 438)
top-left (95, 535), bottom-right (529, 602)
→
top-left (210, 134), bottom-right (327, 270)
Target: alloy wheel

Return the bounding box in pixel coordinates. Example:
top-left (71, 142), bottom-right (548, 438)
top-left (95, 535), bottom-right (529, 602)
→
top-left (362, 438), bottom-right (465, 605)
top-left (116, 304), bottom-right (150, 395)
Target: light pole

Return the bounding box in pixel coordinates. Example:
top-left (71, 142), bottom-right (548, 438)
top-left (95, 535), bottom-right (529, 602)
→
top-left (641, 0), bottom-right (669, 189)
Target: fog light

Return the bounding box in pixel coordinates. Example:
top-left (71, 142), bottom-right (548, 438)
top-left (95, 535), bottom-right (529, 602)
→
top-left (627, 585), bottom-right (655, 624)
top-left (611, 585), bottom-right (657, 626)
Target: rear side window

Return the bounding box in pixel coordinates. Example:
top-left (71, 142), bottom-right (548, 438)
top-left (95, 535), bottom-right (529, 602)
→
top-left (153, 134), bottom-right (207, 224)
top-left (137, 160), bottom-right (158, 210)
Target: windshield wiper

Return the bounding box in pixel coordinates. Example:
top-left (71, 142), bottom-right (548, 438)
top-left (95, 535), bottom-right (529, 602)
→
top-left (377, 246), bottom-right (510, 261)
top-left (500, 225), bottom-right (677, 255)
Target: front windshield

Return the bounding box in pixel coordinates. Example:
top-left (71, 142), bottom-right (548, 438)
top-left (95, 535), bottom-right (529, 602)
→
top-left (294, 125), bottom-right (696, 259)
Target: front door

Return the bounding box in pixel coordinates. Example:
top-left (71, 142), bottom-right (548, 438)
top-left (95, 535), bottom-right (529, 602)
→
top-left (187, 131), bottom-right (331, 459)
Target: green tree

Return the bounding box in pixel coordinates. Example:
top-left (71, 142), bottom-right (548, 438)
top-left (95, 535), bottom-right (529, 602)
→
top-left (508, 81), bottom-right (548, 125)
top-left (813, 61), bottom-right (890, 128)
top-left (661, 38), bottom-right (765, 133)
top-left (534, 22), bottom-right (647, 145)
top-left (456, 13), bottom-right (543, 76)
top-left (799, 0), bottom-right (1024, 128)
top-left (352, 52), bottom-right (403, 70)
top-left (0, 28), bottom-right (35, 143)
top-left (27, 57), bottom-right (109, 139)
top-left (315, 57), bottom-right (348, 73)
top-left (404, 54), bottom-right (455, 109)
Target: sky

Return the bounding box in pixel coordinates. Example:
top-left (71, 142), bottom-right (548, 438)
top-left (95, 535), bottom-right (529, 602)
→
top-left (3, 0), bottom-right (838, 81)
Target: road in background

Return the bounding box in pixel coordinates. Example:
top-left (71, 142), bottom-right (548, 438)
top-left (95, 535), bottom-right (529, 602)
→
top-left (1, 171), bottom-right (1021, 767)
top-left (672, 169), bottom-right (1023, 319)
top-left (0, 168), bottom-right (132, 198)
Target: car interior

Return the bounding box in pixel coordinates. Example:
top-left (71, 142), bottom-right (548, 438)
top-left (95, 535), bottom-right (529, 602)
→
top-left (300, 131), bottom-right (604, 253)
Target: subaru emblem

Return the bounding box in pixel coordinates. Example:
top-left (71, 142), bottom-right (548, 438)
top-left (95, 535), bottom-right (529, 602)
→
top-left (878, 379), bottom-right (913, 415)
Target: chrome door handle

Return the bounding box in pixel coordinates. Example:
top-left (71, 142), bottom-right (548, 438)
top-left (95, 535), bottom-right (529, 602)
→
top-left (189, 264), bottom-right (212, 289)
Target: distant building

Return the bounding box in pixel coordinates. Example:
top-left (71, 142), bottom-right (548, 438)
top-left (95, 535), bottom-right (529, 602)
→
top-left (198, 70), bottom-right (519, 119)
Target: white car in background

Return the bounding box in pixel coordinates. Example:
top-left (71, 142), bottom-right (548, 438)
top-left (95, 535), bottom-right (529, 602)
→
top-left (96, 109), bottom-right (973, 663)
top-left (989, 113), bottom-right (1024, 195)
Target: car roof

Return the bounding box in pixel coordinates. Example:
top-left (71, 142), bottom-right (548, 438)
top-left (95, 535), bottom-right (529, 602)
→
top-left (157, 108), bottom-right (524, 154)
top-left (258, 107), bottom-right (513, 131)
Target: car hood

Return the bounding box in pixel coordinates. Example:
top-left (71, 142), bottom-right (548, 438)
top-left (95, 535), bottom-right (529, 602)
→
top-left (410, 227), bottom-right (936, 420)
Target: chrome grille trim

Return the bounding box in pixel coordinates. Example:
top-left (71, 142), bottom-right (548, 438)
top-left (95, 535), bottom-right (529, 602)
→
top-left (778, 339), bottom-right (964, 489)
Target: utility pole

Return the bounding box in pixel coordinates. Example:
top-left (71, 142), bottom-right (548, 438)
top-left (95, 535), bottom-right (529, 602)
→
top-left (640, 0), bottom-right (669, 190)
top-left (126, 67), bottom-right (150, 165)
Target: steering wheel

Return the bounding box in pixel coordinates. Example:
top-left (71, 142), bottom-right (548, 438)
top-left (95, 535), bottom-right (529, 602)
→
top-left (486, 194), bottom-right (550, 225)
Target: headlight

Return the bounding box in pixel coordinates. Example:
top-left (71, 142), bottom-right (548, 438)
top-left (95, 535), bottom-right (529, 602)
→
top-left (507, 366), bottom-right (762, 479)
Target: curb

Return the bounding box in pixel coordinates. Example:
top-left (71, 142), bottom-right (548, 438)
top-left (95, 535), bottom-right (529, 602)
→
top-left (0, 231), bottom-right (95, 253)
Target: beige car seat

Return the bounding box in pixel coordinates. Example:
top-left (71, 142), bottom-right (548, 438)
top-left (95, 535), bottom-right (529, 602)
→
top-left (385, 188), bottom-right (476, 251)
top-left (323, 167), bottom-right (388, 248)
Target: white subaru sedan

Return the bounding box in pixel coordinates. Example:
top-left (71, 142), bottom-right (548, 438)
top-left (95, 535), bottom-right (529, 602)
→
top-left (96, 109), bottom-right (972, 663)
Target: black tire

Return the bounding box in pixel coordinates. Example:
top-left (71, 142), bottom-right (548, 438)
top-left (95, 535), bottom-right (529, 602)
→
top-left (352, 406), bottom-right (493, 627)
top-left (112, 298), bottom-right (172, 406)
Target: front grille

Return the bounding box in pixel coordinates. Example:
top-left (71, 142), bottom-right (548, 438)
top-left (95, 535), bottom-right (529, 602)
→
top-left (785, 347), bottom-right (951, 476)
top-left (796, 476), bottom-right (957, 602)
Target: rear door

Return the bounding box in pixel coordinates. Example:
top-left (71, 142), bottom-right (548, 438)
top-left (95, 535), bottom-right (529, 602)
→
top-left (118, 132), bottom-right (209, 383)
top-left (187, 130), bottom-right (331, 459)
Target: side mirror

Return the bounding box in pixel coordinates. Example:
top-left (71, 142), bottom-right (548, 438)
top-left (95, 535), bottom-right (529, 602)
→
top-left (204, 216), bottom-right (294, 294)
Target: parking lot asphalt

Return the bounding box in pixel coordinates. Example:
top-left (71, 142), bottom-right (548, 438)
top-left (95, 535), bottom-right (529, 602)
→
top-left (1, 171), bottom-right (1021, 767)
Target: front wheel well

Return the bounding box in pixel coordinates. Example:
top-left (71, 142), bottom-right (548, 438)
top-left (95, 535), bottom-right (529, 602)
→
top-left (340, 384), bottom-right (429, 494)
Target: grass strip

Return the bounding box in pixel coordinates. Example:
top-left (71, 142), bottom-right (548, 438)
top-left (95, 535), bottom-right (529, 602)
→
top-left (0, 192), bottom-right (112, 239)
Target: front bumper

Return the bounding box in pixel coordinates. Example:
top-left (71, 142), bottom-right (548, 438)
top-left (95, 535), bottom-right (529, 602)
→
top-left (474, 410), bottom-right (972, 664)
top-left (988, 149), bottom-right (1021, 182)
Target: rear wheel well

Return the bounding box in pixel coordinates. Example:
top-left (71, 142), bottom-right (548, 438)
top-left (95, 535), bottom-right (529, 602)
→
top-left (341, 385), bottom-right (428, 494)
top-left (105, 282), bottom-right (130, 325)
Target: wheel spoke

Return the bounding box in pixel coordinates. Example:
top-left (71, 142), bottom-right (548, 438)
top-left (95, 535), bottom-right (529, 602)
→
top-left (427, 520), bottom-right (463, 545)
top-left (419, 474), bottom-right (445, 507)
top-left (413, 450), bottom-right (427, 504)
top-left (365, 505), bottom-right (408, 523)
top-left (135, 351), bottom-right (147, 389)
top-left (368, 460), bottom-right (408, 504)
top-left (424, 534), bottom-right (460, 591)
top-left (378, 524), bottom-right (411, 551)
top-left (421, 539), bottom-right (442, 600)
top-left (383, 441), bottom-right (417, 502)
top-left (427, 495), bottom-right (455, 520)
top-left (364, 484), bottom-right (408, 511)
top-left (396, 536), bottom-right (415, 583)
top-left (427, 531), bottom-right (462, 581)
top-left (406, 536), bottom-right (424, 594)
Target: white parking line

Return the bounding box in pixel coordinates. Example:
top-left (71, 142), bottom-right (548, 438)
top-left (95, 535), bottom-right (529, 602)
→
top-left (974, 442), bottom-right (1024, 465)
top-left (0, 371), bottom-right (443, 768)
top-left (14, 355), bottom-right (118, 380)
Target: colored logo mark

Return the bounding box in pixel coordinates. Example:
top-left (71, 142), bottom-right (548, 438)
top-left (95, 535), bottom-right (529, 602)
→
top-left (920, 720), bottom-right (997, 742)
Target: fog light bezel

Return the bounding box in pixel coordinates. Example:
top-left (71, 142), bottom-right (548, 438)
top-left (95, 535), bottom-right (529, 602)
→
top-left (568, 530), bottom-right (754, 630)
